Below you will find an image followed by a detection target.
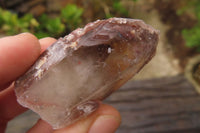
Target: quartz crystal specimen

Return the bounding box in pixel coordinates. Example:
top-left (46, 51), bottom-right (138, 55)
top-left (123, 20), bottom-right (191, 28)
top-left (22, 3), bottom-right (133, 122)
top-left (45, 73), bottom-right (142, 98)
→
top-left (15, 18), bottom-right (159, 129)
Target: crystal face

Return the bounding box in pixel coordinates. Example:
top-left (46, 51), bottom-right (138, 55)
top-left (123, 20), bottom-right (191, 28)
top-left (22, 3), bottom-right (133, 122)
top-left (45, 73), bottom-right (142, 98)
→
top-left (15, 18), bottom-right (159, 129)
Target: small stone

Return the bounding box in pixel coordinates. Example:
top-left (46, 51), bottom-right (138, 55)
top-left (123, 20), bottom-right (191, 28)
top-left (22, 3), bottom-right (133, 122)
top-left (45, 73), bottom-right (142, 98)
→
top-left (15, 18), bottom-right (159, 129)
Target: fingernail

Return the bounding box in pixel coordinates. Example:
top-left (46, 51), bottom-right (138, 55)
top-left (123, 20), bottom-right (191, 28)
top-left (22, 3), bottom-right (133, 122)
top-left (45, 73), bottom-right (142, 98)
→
top-left (89, 115), bottom-right (120, 133)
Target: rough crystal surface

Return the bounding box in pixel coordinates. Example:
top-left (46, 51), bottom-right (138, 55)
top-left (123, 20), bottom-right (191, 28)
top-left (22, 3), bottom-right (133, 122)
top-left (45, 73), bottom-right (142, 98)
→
top-left (15, 18), bottom-right (159, 129)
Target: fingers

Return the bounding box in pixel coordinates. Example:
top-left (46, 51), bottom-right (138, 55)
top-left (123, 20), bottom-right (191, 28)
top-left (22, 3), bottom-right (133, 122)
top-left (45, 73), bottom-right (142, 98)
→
top-left (0, 34), bottom-right (121, 133)
top-left (0, 122), bottom-right (6, 133)
top-left (0, 34), bottom-right (56, 90)
top-left (39, 37), bottom-right (57, 53)
top-left (27, 119), bottom-right (53, 133)
top-left (0, 33), bottom-right (41, 123)
top-left (0, 84), bottom-right (27, 121)
top-left (0, 34), bottom-right (56, 122)
top-left (26, 104), bottom-right (121, 133)
top-left (54, 104), bottom-right (121, 133)
top-left (0, 33), bottom-right (41, 89)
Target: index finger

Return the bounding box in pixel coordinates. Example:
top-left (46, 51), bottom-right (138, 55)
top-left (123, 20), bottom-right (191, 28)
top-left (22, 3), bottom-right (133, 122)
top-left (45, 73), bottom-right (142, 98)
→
top-left (0, 33), bottom-right (41, 89)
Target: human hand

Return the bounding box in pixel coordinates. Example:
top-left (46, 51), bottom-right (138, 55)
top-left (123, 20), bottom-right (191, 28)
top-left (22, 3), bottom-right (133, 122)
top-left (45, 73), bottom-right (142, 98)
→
top-left (0, 33), bottom-right (121, 133)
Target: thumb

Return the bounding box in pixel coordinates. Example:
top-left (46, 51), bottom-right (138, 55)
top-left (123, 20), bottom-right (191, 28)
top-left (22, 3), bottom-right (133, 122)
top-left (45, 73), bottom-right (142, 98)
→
top-left (55, 104), bottom-right (121, 133)
top-left (27, 104), bottom-right (121, 133)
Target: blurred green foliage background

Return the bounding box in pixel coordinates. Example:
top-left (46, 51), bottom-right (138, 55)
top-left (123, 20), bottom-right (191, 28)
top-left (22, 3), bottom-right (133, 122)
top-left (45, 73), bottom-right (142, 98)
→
top-left (0, 0), bottom-right (199, 52)
top-left (0, 4), bottom-right (83, 38)
top-left (178, 0), bottom-right (200, 51)
top-left (0, 0), bottom-right (138, 38)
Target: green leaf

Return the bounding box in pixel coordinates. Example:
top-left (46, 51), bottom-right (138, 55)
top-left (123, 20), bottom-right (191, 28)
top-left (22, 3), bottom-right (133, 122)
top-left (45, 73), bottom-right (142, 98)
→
top-left (182, 26), bottom-right (200, 49)
top-left (46, 17), bottom-right (64, 33)
top-left (34, 32), bottom-right (51, 39)
top-left (30, 18), bottom-right (39, 27)
top-left (61, 4), bottom-right (83, 29)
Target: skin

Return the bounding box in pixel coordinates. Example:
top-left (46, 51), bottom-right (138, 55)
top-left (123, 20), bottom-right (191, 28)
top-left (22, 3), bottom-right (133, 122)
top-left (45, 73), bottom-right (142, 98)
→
top-left (0, 33), bottom-right (121, 133)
